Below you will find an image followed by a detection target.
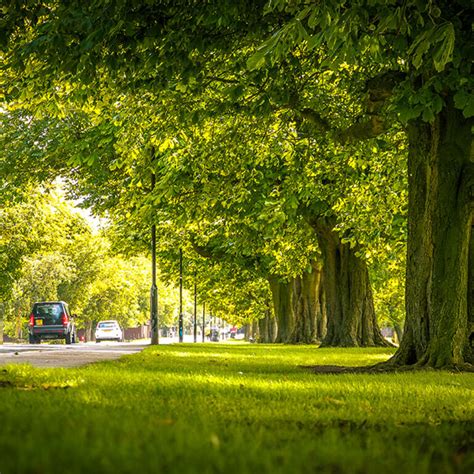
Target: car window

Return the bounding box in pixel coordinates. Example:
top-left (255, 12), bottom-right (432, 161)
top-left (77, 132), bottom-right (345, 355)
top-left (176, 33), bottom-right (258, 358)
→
top-left (98, 322), bottom-right (119, 328)
top-left (33, 304), bottom-right (63, 324)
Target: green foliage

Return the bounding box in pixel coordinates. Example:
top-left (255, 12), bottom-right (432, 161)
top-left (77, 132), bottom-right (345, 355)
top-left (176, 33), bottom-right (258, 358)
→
top-left (1, 0), bottom-right (414, 332)
top-left (0, 189), bottom-right (55, 300)
top-left (80, 255), bottom-right (150, 328)
top-left (257, 1), bottom-right (473, 122)
top-left (1, 188), bottom-right (144, 336)
top-left (0, 345), bottom-right (472, 473)
top-left (371, 258), bottom-right (405, 332)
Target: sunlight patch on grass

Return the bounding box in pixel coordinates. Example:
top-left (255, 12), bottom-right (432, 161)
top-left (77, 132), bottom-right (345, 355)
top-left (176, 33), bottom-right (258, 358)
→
top-left (0, 344), bottom-right (472, 474)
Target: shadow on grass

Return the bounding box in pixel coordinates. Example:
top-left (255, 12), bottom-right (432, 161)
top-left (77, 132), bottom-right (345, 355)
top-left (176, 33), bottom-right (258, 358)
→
top-left (1, 344), bottom-right (473, 473)
top-left (300, 362), bottom-right (474, 374)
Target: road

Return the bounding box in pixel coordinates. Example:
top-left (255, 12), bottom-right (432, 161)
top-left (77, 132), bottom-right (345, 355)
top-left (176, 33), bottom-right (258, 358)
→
top-left (0, 336), bottom-right (211, 368)
top-left (0, 341), bottom-right (151, 368)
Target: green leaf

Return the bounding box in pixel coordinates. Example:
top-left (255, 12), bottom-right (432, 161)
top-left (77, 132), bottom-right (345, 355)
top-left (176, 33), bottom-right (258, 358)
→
top-left (422, 106), bottom-right (435, 123)
top-left (306, 34), bottom-right (322, 50)
top-left (454, 90), bottom-right (474, 118)
top-left (431, 95), bottom-right (444, 114)
top-left (409, 29), bottom-right (432, 69)
top-left (246, 52), bottom-right (266, 71)
top-left (307, 10), bottom-right (320, 29)
top-left (432, 23), bottom-right (455, 72)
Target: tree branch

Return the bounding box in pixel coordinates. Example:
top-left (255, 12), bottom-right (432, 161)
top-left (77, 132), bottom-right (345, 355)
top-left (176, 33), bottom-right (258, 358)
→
top-left (190, 237), bottom-right (226, 260)
top-left (298, 71), bottom-right (405, 144)
top-left (300, 108), bottom-right (331, 132)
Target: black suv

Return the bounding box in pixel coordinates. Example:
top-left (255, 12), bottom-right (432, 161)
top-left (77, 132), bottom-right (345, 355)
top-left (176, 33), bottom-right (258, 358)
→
top-left (28, 301), bottom-right (77, 344)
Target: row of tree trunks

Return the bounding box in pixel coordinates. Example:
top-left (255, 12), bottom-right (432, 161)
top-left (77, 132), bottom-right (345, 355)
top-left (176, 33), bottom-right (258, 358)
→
top-left (258, 302), bottom-right (278, 342)
top-left (390, 104), bottom-right (474, 368)
top-left (243, 320), bottom-right (260, 341)
top-left (309, 218), bottom-right (388, 347)
top-left (269, 263), bottom-right (327, 344)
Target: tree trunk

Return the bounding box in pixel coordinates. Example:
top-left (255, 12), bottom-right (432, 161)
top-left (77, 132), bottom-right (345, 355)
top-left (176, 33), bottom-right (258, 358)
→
top-left (469, 223), bottom-right (474, 357)
top-left (15, 308), bottom-right (23, 340)
top-left (269, 277), bottom-right (296, 343)
top-left (390, 101), bottom-right (473, 368)
top-left (269, 312), bottom-right (278, 342)
top-left (269, 268), bottom-right (326, 344)
top-left (85, 320), bottom-right (93, 342)
top-left (257, 315), bottom-right (266, 342)
top-left (258, 301), bottom-right (276, 343)
top-left (311, 218), bottom-right (388, 347)
top-left (244, 323), bottom-right (251, 341)
top-left (293, 262), bottom-right (325, 343)
top-left (317, 271), bottom-right (327, 341)
top-left (0, 303), bottom-right (4, 345)
top-left (251, 320), bottom-right (259, 341)
top-left (393, 323), bottom-right (403, 345)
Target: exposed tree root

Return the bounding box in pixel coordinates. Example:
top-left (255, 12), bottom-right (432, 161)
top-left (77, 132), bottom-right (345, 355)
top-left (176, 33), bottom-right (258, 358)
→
top-left (318, 338), bottom-right (396, 349)
top-left (300, 360), bottom-right (474, 374)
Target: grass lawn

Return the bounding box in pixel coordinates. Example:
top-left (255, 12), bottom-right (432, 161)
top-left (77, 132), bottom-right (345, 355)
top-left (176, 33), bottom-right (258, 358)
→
top-left (0, 343), bottom-right (473, 474)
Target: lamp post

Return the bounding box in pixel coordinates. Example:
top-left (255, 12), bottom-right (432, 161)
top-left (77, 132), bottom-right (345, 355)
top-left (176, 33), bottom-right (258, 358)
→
top-left (193, 276), bottom-right (197, 343)
top-left (150, 166), bottom-right (159, 345)
top-left (0, 303), bottom-right (4, 345)
top-left (202, 302), bottom-right (205, 343)
top-left (179, 248), bottom-right (183, 343)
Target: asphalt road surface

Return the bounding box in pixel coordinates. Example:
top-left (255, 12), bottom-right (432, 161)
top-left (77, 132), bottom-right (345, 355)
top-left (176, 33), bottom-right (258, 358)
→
top-left (0, 341), bottom-right (150, 368)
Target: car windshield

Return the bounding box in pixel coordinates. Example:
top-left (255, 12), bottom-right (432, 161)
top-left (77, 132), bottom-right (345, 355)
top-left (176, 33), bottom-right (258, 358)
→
top-left (98, 322), bottom-right (118, 329)
top-left (33, 304), bottom-right (63, 324)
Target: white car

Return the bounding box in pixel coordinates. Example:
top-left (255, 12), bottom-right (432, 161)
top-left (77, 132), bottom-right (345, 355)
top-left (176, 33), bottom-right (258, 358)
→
top-left (95, 320), bottom-right (124, 342)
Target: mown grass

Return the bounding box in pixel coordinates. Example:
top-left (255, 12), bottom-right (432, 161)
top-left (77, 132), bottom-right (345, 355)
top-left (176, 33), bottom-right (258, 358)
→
top-left (0, 343), bottom-right (473, 474)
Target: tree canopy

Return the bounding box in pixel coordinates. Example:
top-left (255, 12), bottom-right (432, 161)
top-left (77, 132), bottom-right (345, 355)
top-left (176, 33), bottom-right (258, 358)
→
top-left (1, 1), bottom-right (472, 366)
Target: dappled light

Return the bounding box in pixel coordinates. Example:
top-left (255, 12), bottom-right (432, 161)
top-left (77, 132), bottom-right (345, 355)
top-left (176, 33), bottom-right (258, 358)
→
top-left (0, 345), bottom-right (472, 473)
top-left (1, 1), bottom-right (472, 472)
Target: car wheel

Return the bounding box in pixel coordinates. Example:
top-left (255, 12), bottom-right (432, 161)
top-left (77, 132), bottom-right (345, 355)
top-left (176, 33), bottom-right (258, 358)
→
top-left (65, 333), bottom-right (72, 344)
top-left (29, 335), bottom-right (39, 344)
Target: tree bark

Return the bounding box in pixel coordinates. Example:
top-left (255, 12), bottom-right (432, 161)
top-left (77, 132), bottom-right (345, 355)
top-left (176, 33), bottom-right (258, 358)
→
top-left (258, 301), bottom-right (276, 343)
top-left (469, 223), bottom-right (474, 357)
top-left (269, 268), bottom-right (326, 344)
top-left (251, 319), bottom-right (259, 341)
top-left (293, 262), bottom-right (326, 343)
top-left (317, 271), bottom-right (327, 341)
top-left (85, 319), bottom-right (94, 342)
top-left (0, 303), bottom-right (4, 345)
top-left (15, 308), bottom-right (23, 340)
top-left (311, 218), bottom-right (388, 347)
top-left (390, 101), bottom-right (473, 368)
top-left (393, 323), bottom-right (403, 345)
top-left (269, 277), bottom-right (296, 343)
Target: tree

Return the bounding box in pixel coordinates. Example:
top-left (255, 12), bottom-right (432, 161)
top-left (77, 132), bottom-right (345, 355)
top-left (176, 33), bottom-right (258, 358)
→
top-left (0, 185), bottom-right (157, 341)
top-left (0, 190), bottom-right (55, 342)
top-left (80, 256), bottom-right (149, 331)
top-left (1, 1), bottom-right (408, 349)
top-left (253, 0), bottom-right (473, 367)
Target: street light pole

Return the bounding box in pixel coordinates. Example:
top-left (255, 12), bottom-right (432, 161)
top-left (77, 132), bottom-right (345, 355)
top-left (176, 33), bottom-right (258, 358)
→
top-left (179, 248), bottom-right (183, 343)
top-left (193, 275), bottom-right (197, 343)
top-left (150, 167), bottom-right (159, 345)
top-left (202, 302), bottom-right (205, 343)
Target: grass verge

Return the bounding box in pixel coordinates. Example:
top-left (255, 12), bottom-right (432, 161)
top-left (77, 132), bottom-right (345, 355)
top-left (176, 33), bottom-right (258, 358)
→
top-left (0, 343), bottom-right (473, 474)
